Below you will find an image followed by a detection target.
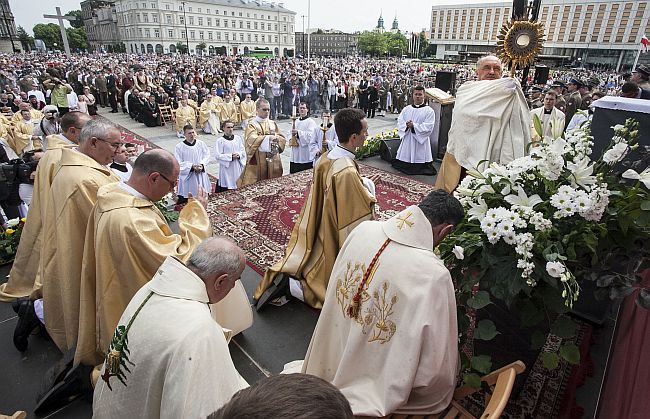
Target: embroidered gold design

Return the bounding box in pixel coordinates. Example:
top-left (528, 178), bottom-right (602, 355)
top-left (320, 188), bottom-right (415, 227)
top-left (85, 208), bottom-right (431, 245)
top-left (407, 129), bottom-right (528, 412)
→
top-left (336, 262), bottom-right (398, 344)
top-left (396, 211), bottom-right (414, 230)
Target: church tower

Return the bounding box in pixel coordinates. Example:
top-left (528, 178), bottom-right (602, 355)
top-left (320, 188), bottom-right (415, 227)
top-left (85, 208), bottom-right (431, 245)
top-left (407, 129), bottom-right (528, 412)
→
top-left (391, 15), bottom-right (400, 33)
top-left (375, 12), bottom-right (385, 33)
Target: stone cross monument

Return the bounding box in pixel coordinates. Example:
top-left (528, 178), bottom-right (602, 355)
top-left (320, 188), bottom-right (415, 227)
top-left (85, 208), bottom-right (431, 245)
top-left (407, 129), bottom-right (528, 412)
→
top-left (43, 7), bottom-right (76, 56)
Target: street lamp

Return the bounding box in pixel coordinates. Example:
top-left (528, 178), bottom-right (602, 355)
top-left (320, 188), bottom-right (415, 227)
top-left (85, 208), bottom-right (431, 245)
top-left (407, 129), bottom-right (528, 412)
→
top-left (181, 1), bottom-right (190, 54)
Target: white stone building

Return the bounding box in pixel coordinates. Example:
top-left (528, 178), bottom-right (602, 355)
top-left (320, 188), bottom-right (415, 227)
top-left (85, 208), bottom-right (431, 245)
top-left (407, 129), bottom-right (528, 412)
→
top-left (114, 0), bottom-right (296, 56)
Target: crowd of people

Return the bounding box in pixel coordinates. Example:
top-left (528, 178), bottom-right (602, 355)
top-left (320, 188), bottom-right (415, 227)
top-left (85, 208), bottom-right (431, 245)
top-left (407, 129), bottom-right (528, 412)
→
top-left (0, 50), bottom-right (649, 418)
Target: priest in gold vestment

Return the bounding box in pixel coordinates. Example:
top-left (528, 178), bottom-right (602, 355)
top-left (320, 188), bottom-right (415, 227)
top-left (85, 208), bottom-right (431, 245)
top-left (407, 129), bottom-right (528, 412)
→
top-left (238, 98), bottom-right (286, 187)
top-left (0, 112), bottom-right (92, 302)
top-left (75, 149), bottom-right (212, 367)
top-left (40, 119), bottom-right (121, 352)
top-left (255, 108), bottom-right (376, 310)
top-left (219, 93), bottom-right (239, 127)
top-left (174, 98), bottom-right (197, 137)
top-left (198, 93), bottom-right (221, 135)
top-left (239, 94), bottom-right (256, 130)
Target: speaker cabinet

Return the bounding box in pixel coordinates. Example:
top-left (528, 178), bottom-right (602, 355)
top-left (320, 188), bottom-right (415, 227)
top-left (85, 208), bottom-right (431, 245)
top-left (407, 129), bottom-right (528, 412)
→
top-left (379, 139), bottom-right (401, 162)
top-left (534, 66), bottom-right (550, 85)
top-left (435, 71), bottom-right (456, 94)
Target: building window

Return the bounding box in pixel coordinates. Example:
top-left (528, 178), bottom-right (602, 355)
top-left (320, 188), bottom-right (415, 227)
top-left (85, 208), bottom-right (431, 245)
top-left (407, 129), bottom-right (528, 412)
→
top-left (240, 33), bottom-right (244, 40)
top-left (190, 31), bottom-right (195, 39)
top-left (216, 19), bottom-right (220, 26)
top-left (225, 33), bottom-right (229, 40)
top-left (246, 21), bottom-right (250, 28)
top-left (255, 34), bottom-right (258, 41)
top-left (283, 24), bottom-right (287, 32)
top-left (179, 16), bottom-right (184, 24)
top-left (181, 30), bottom-right (186, 38)
top-left (275, 24), bottom-right (278, 30)
top-left (208, 32), bottom-right (213, 40)
top-left (152, 13), bottom-right (158, 23)
top-left (166, 15), bottom-right (172, 24)
top-left (199, 31), bottom-right (204, 39)
top-left (207, 18), bottom-right (211, 25)
top-left (136, 13), bottom-right (141, 22)
top-left (275, 35), bottom-right (278, 42)
top-left (217, 32), bottom-right (221, 40)
top-left (239, 12), bottom-right (243, 16)
top-left (142, 2), bottom-right (146, 8)
top-left (267, 23), bottom-right (271, 30)
top-left (247, 33), bottom-right (251, 41)
top-left (188, 6), bottom-right (192, 12)
top-left (168, 29), bottom-right (173, 37)
top-left (189, 16), bottom-right (194, 25)
top-left (240, 21), bottom-right (244, 28)
top-left (284, 35), bottom-right (287, 43)
top-left (207, 9), bottom-right (210, 14)
top-left (224, 20), bottom-right (228, 27)
top-left (254, 22), bottom-right (258, 29)
top-left (198, 17), bottom-right (203, 25)
top-left (151, 3), bottom-right (155, 8)
top-left (154, 29), bottom-right (160, 38)
top-left (138, 28), bottom-right (143, 36)
top-left (261, 34), bottom-right (265, 42)
top-left (165, 4), bottom-right (169, 10)
top-left (198, 8), bottom-right (201, 12)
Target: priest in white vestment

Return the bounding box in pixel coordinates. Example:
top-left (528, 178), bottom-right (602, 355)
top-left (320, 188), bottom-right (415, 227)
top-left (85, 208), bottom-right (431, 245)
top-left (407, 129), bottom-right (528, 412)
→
top-left (295, 191), bottom-right (464, 417)
top-left (174, 125), bottom-right (212, 203)
top-left (435, 55), bottom-right (530, 192)
top-left (289, 102), bottom-right (319, 173)
top-left (93, 237), bottom-right (249, 419)
top-left (393, 86), bottom-right (437, 175)
top-left (530, 91), bottom-right (565, 141)
top-left (214, 122), bottom-right (246, 191)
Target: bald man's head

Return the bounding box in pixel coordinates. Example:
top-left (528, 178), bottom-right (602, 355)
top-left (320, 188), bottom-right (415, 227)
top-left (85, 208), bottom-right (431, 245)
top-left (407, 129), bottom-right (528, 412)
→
top-left (477, 55), bottom-right (503, 81)
top-left (132, 149), bottom-right (178, 178)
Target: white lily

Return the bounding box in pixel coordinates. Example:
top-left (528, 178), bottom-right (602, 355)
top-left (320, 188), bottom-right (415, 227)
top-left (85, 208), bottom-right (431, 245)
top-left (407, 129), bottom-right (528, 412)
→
top-left (566, 158), bottom-right (597, 189)
top-left (622, 167), bottom-right (650, 189)
top-left (6, 218), bottom-right (19, 227)
top-left (466, 168), bottom-right (485, 179)
top-left (504, 186), bottom-right (543, 209)
top-left (468, 197), bottom-right (488, 221)
top-left (548, 137), bottom-right (567, 155)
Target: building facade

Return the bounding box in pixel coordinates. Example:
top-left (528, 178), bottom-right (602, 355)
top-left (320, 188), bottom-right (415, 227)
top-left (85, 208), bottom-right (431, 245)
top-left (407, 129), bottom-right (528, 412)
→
top-left (81, 0), bottom-right (122, 52)
top-left (430, 0), bottom-right (650, 70)
top-left (114, 0), bottom-right (296, 56)
top-left (295, 30), bottom-right (359, 57)
top-left (0, 0), bottom-right (18, 53)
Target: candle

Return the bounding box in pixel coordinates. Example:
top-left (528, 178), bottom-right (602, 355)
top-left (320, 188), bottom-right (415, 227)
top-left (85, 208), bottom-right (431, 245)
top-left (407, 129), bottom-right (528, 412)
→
top-left (292, 105), bottom-right (296, 117)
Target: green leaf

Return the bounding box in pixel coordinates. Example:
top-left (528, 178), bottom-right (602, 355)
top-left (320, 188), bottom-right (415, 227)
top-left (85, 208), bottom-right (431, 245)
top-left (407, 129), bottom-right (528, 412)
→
top-left (542, 352), bottom-right (559, 370)
top-left (463, 372), bottom-right (482, 389)
top-left (551, 317), bottom-right (578, 339)
top-left (641, 201), bottom-right (650, 211)
top-left (559, 343), bottom-right (580, 365)
top-left (474, 319), bottom-right (499, 341)
top-left (471, 355), bottom-right (493, 374)
top-left (467, 291), bottom-right (491, 309)
top-left (531, 330), bottom-right (547, 350)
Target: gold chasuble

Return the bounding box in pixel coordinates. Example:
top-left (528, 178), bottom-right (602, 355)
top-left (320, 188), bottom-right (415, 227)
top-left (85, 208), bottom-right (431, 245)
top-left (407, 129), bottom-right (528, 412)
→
top-left (238, 118), bottom-right (286, 187)
top-left (40, 149), bottom-right (119, 352)
top-left (74, 183), bottom-right (211, 367)
top-left (174, 105), bottom-right (197, 132)
top-left (256, 151), bottom-right (376, 308)
top-left (0, 138), bottom-right (76, 302)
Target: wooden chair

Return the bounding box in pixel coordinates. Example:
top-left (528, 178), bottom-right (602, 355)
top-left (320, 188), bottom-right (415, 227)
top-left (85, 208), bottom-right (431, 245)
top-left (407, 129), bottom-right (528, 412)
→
top-left (158, 104), bottom-right (173, 127)
top-left (383, 361), bottom-right (526, 419)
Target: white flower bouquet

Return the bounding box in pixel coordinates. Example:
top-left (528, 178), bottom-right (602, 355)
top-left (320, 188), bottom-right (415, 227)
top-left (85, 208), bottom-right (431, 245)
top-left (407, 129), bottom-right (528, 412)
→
top-left (439, 118), bottom-right (650, 384)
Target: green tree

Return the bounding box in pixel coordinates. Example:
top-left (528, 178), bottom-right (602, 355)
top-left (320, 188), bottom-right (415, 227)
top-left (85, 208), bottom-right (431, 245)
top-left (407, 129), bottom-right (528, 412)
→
top-left (385, 32), bottom-right (408, 57)
top-left (176, 41), bottom-right (188, 54)
top-left (17, 26), bottom-right (34, 51)
top-left (66, 10), bottom-right (84, 29)
top-left (66, 27), bottom-right (88, 50)
top-left (33, 23), bottom-right (62, 49)
top-left (196, 42), bottom-right (207, 55)
top-left (357, 31), bottom-right (387, 56)
top-left (417, 32), bottom-right (429, 58)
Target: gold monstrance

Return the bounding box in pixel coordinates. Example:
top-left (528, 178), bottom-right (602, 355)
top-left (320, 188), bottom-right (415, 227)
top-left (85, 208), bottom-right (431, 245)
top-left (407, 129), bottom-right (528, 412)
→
top-left (496, 18), bottom-right (545, 76)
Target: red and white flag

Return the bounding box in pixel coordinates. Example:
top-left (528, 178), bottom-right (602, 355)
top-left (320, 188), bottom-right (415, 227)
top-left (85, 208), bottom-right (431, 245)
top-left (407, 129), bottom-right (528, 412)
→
top-left (642, 35), bottom-right (650, 53)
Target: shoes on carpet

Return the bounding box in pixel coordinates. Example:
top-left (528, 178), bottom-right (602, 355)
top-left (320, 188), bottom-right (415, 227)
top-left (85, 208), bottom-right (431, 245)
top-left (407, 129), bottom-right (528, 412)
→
top-left (254, 274), bottom-right (290, 311)
top-left (13, 299), bottom-right (41, 352)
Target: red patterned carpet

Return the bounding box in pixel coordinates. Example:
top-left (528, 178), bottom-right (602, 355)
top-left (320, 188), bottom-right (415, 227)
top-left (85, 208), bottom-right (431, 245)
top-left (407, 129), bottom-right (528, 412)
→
top-left (207, 165), bottom-right (436, 274)
top-left (96, 115), bottom-right (160, 151)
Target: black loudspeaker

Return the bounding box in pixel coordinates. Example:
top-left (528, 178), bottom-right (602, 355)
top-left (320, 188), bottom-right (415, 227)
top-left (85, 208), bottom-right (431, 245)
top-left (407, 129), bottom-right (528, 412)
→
top-left (379, 139), bottom-right (401, 162)
top-left (435, 71), bottom-right (456, 93)
top-left (534, 66), bottom-right (549, 85)
top-left (436, 103), bottom-right (455, 159)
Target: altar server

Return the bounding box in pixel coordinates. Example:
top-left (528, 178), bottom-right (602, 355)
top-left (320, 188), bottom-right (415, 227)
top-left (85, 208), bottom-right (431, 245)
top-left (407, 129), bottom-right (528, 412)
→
top-left (289, 102), bottom-right (319, 173)
top-left (392, 86), bottom-right (436, 175)
top-left (175, 125), bottom-right (212, 204)
top-left (214, 122), bottom-right (246, 192)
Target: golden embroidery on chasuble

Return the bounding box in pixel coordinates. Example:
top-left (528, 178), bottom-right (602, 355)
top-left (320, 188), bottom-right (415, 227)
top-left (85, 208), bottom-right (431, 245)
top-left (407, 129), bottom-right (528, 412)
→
top-left (396, 211), bottom-right (414, 230)
top-left (336, 261), bottom-right (372, 321)
top-left (362, 282), bottom-right (398, 344)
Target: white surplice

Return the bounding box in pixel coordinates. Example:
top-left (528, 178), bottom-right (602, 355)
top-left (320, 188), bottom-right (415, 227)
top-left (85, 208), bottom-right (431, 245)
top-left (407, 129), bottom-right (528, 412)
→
top-left (214, 134), bottom-right (246, 189)
top-left (93, 256), bottom-right (248, 419)
top-left (396, 104), bottom-right (436, 163)
top-left (174, 139), bottom-right (212, 197)
top-left (293, 206), bottom-right (458, 417)
top-left (289, 116), bottom-right (319, 163)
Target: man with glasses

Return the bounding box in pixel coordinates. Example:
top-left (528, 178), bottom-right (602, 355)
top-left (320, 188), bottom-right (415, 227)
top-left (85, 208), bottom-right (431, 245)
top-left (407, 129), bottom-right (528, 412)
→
top-left (75, 149), bottom-right (211, 371)
top-left (239, 98), bottom-right (286, 187)
top-left (27, 119), bottom-right (121, 354)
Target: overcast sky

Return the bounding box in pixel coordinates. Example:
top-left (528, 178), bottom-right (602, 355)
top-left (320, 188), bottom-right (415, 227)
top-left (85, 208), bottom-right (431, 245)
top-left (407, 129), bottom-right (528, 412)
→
top-left (10, 0), bottom-right (497, 35)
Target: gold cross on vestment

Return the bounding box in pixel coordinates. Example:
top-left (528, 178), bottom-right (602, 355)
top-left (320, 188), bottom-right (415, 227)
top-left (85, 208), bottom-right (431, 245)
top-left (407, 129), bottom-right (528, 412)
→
top-left (396, 212), bottom-right (414, 230)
